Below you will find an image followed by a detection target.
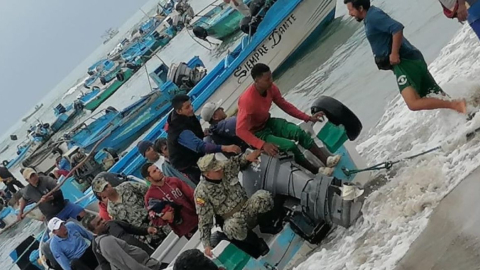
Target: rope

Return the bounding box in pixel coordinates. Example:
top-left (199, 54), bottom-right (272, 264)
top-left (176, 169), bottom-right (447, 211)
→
top-left (342, 146), bottom-right (442, 176)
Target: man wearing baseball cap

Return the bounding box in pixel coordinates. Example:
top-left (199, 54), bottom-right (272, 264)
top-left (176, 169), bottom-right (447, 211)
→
top-left (17, 168), bottom-right (86, 222)
top-left (201, 101), bottom-right (248, 154)
top-left (194, 151), bottom-right (279, 258)
top-left (48, 217), bottom-right (98, 270)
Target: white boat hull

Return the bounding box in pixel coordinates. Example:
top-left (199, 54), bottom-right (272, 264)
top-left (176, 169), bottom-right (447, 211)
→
top-left (196, 0), bottom-right (336, 114)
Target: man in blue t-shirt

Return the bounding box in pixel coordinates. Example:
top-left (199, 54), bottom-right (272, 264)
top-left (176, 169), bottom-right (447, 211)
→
top-left (344, 0), bottom-right (466, 113)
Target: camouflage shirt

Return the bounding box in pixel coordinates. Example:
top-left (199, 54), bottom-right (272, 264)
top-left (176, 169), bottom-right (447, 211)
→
top-left (194, 154), bottom-right (250, 247)
top-left (107, 182), bottom-right (149, 227)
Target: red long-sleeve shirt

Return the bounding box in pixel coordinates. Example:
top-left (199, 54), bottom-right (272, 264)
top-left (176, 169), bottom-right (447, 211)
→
top-left (236, 83), bottom-right (310, 149)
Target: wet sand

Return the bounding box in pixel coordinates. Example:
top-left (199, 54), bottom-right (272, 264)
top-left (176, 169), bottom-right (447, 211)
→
top-left (395, 167), bottom-right (480, 270)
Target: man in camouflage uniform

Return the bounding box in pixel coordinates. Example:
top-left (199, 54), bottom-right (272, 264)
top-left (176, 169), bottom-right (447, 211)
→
top-left (195, 150), bottom-right (273, 257)
top-left (92, 177), bottom-right (170, 246)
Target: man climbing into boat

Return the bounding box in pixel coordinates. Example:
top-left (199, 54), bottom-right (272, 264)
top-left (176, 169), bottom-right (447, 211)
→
top-left (92, 177), bottom-right (170, 248)
top-left (142, 163), bottom-right (199, 239)
top-left (17, 168), bottom-right (86, 222)
top-left (344, 0), bottom-right (467, 113)
top-left (438, 0), bottom-right (480, 39)
top-left (223, 0), bottom-right (251, 17)
top-left (201, 101), bottom-right (249, 154)
top-left (0, 166), bottom-right (25, 194)
top-left (154, 138), bottom-right (197, 188)
top-left (167, 94), bottom-right (242, 185)
top-left (48, 217), bottom-right (99, 270)
top-left (87, 216), bottom-right (158, 255)
top-left (195, 151), bottom-right (282, 258)
top-left (236, 63), bottom-right (341, 176)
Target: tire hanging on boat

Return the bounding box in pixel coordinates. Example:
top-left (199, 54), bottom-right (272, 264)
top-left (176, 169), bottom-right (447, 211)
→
top-left (310, 96), bottom-right (363, 141)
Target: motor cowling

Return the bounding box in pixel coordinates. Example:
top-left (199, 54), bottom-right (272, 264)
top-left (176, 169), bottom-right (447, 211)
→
top-left (242, 153), bottom-right (363, 242)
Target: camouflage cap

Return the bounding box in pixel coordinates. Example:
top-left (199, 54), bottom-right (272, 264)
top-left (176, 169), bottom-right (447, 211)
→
top-left (197, 154), bottom-right (224, 172)
top-left (91, 177), bottom-right (109, 193)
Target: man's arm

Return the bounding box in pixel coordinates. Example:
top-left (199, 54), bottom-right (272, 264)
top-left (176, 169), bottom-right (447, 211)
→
top-left (195, 189), bottom-right (215, 249)
top-left (271, 85), bottom-right (310, 122)
top-left (457, 0), bottom-right (468, 21)
top-left (17, 197), bottom-right (27, 219)
top-left (115, 221), bottom-right (149, 236)
top-left (223, 154), bottom-right (249, 184)
top-left (178, 130), bottom-right (222, 154)
top-left (101, 236), bottom-right (153, 270)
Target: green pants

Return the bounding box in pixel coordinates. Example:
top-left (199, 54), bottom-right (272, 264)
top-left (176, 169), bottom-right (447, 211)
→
top-left (255, 118), bottom-right (314, 163)
top-left (393, 58), bottom-right (443, 98)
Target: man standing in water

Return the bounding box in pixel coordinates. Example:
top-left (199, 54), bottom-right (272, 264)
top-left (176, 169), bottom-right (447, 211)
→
top-left (344, 0), bottom-right (467, 113)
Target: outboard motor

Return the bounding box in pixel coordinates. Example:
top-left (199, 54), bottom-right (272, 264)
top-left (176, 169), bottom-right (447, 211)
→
top-left (242, 96), bottom-right (365, 244)
top-left (55, 104), bottom-right (67, 115)
top-left (193, 26), bottom-right (209, 41)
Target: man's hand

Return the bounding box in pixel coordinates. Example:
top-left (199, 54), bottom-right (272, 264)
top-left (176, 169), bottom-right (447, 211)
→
top-left (246, 150), bottom-right (262, 163)
top-left (204, 246), bottom-right (213, 257)
top-left (17, 213), bottom-right (24, 221)
top-left (262, 143), bottom-right (279, 156)
top-left (147, 227), bottom-right (158, 235)
top-left (39, 195), bottom-right (53, 204)
top-left (221, 145), bottom-right (242, 154)
top-left (389, 52), bottom-right (401, 65)
top-left (309, 112), bottom-right (325, 123)
top-left (457, 4), bottom-right (468, 22)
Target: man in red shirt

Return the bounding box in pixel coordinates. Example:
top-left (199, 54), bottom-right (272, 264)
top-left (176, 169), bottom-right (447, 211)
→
top-left (142, 163), bottom-right (198, 239)
top-left (236, 63), bottom-right (341, 175)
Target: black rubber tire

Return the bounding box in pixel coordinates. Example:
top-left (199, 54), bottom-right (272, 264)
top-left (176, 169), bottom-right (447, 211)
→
top-left (310, 96), bottom-right (362, 141)
top-left (100, 77), bottom-right (107, 85)
top-left (116, 71), bottom-right (125, 82)
top-left (87, 70), bottom-right (94, 76)
top-left (2, 160), bottom-right (8, 167)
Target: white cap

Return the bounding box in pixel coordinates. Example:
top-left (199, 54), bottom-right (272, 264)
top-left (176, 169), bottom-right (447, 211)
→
top-left (22, 168), bottom-right (36, 180)
top-left (48, 217), bottom-right (65, 231)
top-left (200, 100), bottom-right (223, 122)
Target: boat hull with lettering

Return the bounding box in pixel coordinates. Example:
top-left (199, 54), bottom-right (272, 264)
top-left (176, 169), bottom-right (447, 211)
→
top-left (199, 0), bottom-right (336, 115)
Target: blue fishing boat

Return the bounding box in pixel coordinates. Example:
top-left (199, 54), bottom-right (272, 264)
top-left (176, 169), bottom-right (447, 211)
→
top-left (2, 142), bottom-right (31, 169)
top-left (50, 101), bottom-right (84, 133)
top-left (121, 30), bottom-right (175, 64)
top-left (190, 0), bottom-right (253, 41)
top-left (67, 83), bottom-right (179, 153)
top-left (84, 59), bottom-right (125, 87)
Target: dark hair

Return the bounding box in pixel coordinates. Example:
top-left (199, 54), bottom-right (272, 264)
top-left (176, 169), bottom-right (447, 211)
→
top-left (171, 94), bottom-right (190, 111)
top-left (250, 63), bottom-right (270, 80)
top-left (154, 138), bottom-right (167, 153)
top-left (173, 249), bottom-right (218, 270)
top-left (141, 162), bottom-right (154, 178)
top-left (84, 215), bottom-right (97, 232)
top-left (344, 0), bottom-right (370, 10)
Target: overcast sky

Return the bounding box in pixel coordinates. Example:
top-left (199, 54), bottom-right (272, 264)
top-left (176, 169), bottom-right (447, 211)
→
top-left (0, 0), bottom-right (150, 131)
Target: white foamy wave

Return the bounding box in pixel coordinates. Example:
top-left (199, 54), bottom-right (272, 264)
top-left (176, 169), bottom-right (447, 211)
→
top-left (62, 77), bottom-right (88, 99)
top-left (296, 25), bottom-right (480, 270)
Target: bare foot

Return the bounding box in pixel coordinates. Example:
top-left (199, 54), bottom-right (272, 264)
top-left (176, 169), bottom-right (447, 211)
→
top-left (452, 99), bottom-right (467, 114)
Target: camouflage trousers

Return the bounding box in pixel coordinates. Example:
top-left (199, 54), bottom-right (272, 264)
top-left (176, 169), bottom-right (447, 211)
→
top-left (223, 190), bottom-right (273, 241)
